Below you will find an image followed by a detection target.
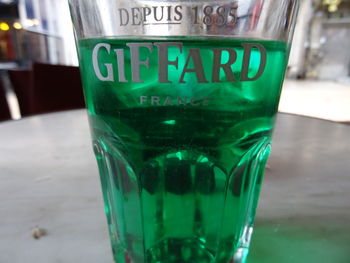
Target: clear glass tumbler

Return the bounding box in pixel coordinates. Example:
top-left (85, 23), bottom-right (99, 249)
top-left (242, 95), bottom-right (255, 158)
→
top-left (69, 1), bottom-right (299, 262)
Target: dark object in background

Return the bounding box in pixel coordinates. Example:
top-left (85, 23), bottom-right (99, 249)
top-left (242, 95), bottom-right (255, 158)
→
top-left (31, 63), bottom-right (85, 115)
top-left (9, 63), bottom-right (85, 117)
top-left (8, 69), bottom-right (33, 116)
top-left (0, 78), bottom-right (11, 122)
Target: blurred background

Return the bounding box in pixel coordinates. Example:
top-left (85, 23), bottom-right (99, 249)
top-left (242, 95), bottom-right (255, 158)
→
top-left (0, 0), bottom-right (76, 66)
top-left (0, 0), bottom-right (349, 122)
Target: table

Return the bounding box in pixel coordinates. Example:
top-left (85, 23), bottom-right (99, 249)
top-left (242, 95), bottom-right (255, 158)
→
top-left (0, 110), bottom-right (349, 263)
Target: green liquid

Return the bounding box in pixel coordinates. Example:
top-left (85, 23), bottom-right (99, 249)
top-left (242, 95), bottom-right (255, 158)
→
top-left (78, 38), bottom-right (288, 263)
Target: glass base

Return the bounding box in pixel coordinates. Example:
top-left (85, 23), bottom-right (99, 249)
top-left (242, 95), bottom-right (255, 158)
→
top-left (146, 238), bottom-right (215, 263)
top-left (115, 237), bottom-right (251, 263)
top-left (93, 121), bottom-right (270, 263)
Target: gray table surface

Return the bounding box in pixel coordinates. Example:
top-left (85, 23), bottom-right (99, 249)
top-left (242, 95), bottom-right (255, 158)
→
top-left (0, 110), bottom-right (349, 263)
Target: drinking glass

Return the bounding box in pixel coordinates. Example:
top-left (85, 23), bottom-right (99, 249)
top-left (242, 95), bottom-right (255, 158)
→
top-left (69, 1), bottom-right (299, 262)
